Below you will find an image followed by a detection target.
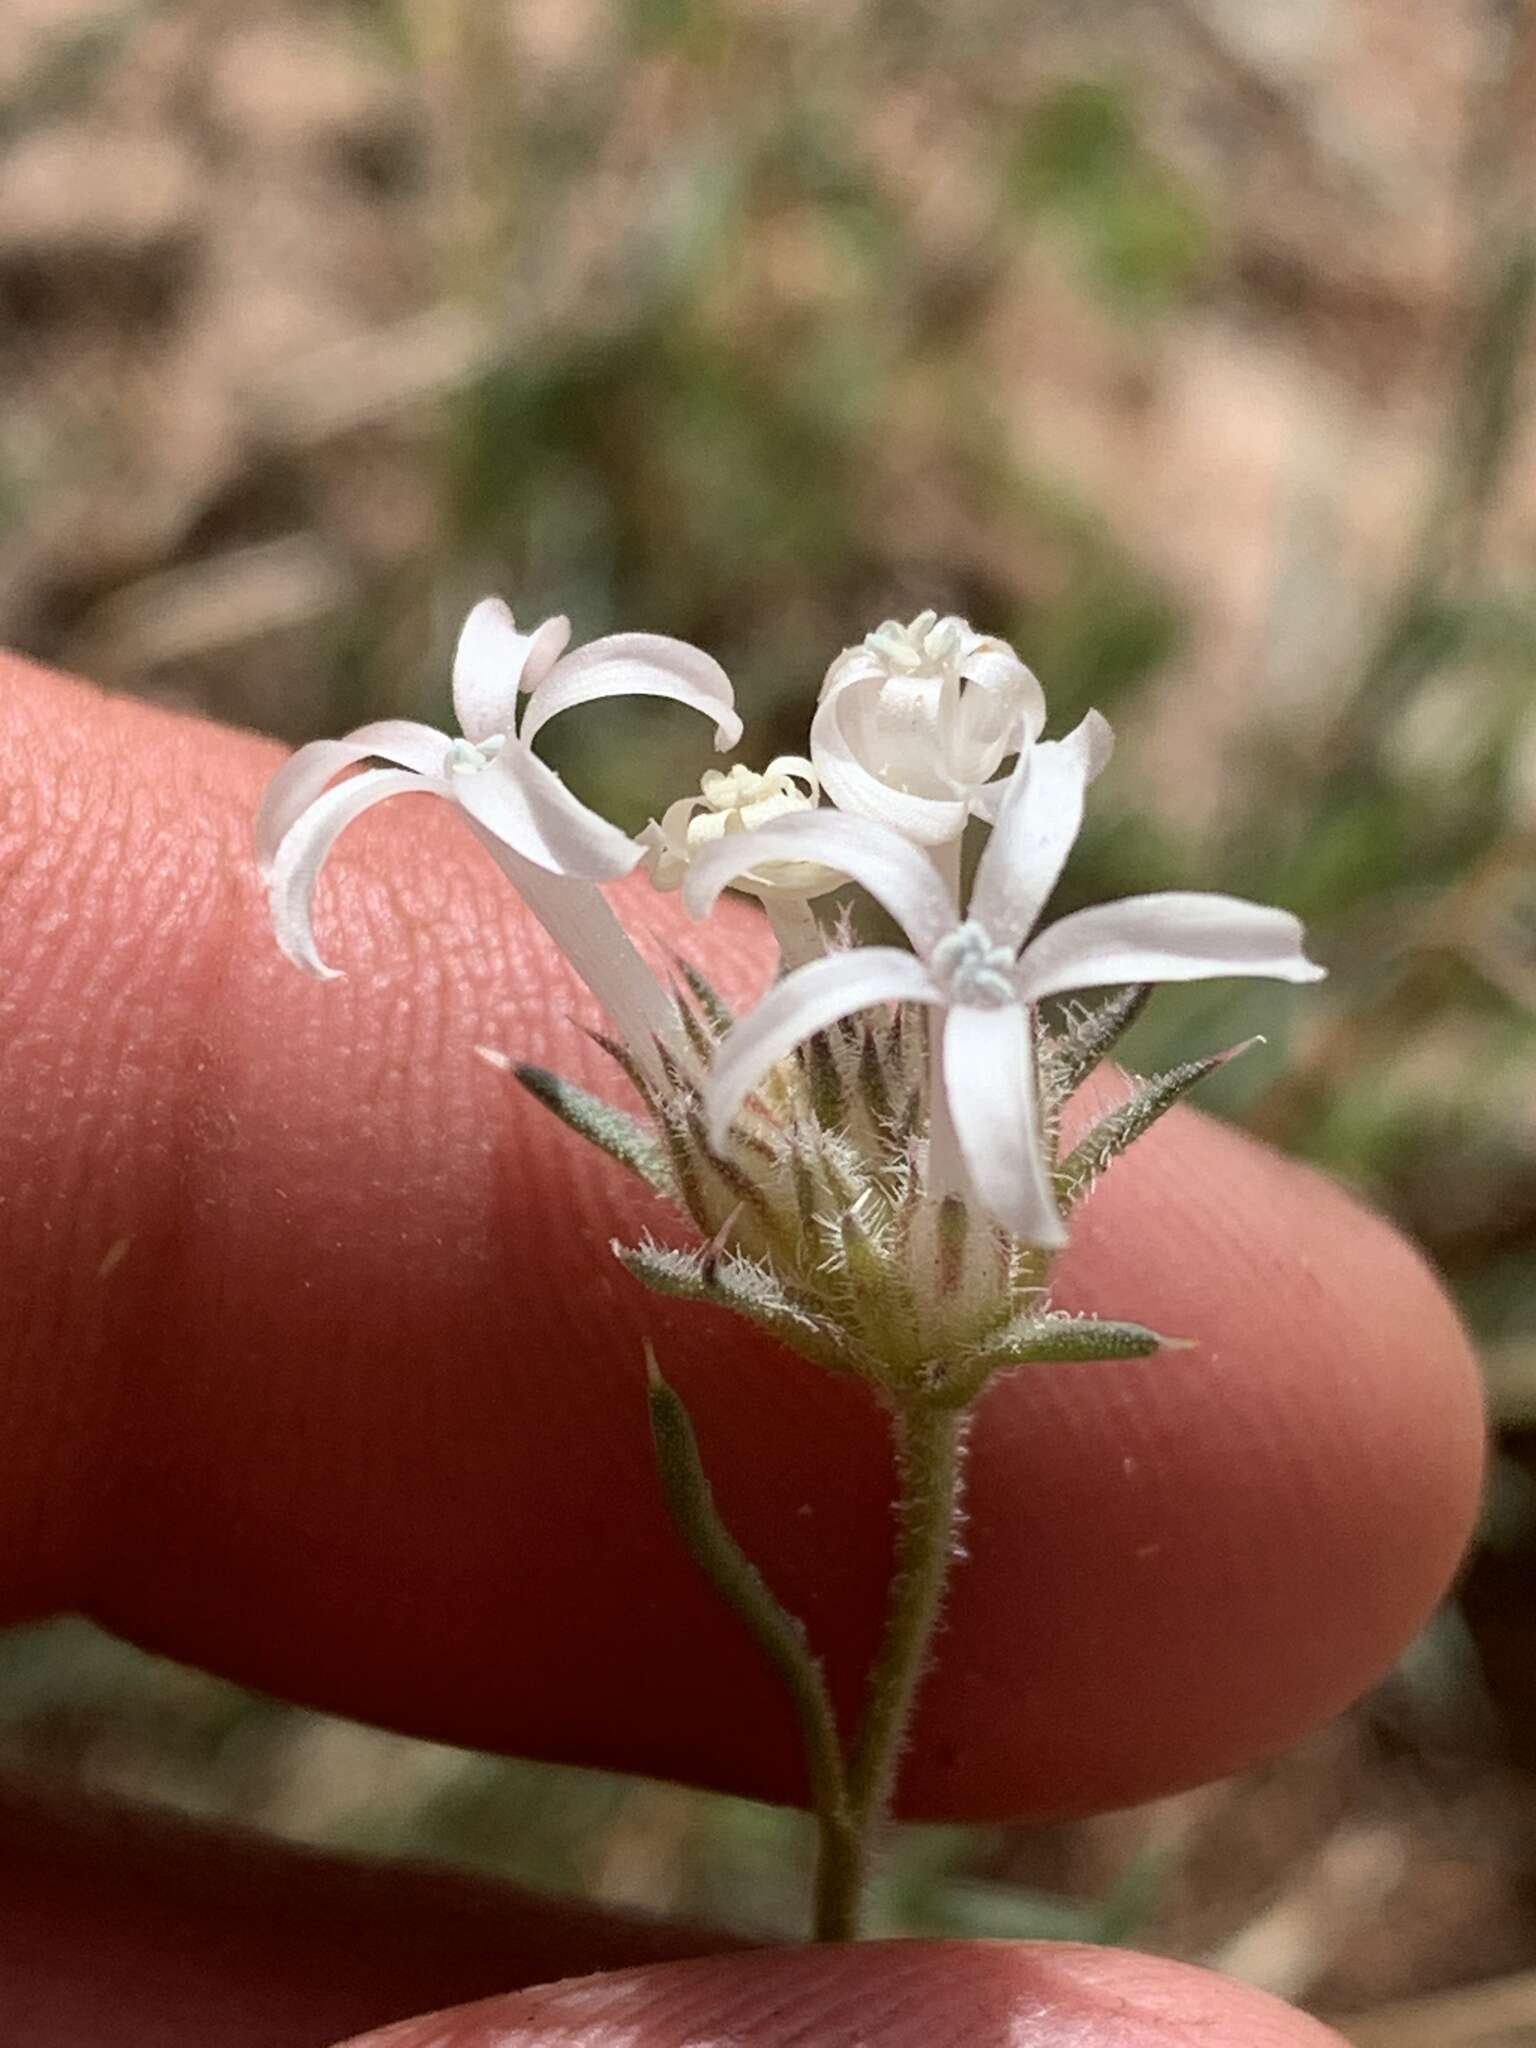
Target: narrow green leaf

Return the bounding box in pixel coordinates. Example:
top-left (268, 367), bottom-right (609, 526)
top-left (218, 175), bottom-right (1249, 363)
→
top-left (790, 1142), bottom-right (820, 1243)
top-left (672, 981), bottom-right (718, 1065)
top-left (671, 952), bottom-right (735, 1034)
top-left (655, 1103), bottom-right (712, 1233)
top-left (582, 1027), bottom-right (661, 1112)
top-left (1048, 984), bottom-right (1151, 1096)
top-left (1057, 1039), bottom-right (1260, 1202)
top-left (804, 1029), bottom-right (847, 1128)
top-left (974, 1314), bottom-right (1183, 1366)
top-left (515, 1066), bottom-right (669, 1190)
top-left (857, 1027), bottom-right (894, 1130)
top-left (645, 1349), bottom-right (852, 1834)
top-left (937, 1312), bottom-right (1188, 1401)
top-left (618, 1241), bottom-right (855, 1373)
top-left (682, 1102), bottom-right (773, 1222)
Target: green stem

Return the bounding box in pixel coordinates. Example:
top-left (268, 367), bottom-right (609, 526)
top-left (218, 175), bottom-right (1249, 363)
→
top-left (647, 1353), bottom-right (970, 1945)
top-left (645, 1357), bottom-right (858, 1912)
top-left (816, 1400), bottom-right (970, 1940)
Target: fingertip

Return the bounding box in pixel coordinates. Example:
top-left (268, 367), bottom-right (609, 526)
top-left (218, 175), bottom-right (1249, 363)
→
top-left (946, 1098), bottom-right (1484, 1813)
top-left (336, 1942), bottom-right (1349, 2047)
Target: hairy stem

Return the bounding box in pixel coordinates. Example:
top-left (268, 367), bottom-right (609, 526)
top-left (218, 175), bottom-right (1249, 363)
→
top-left (647, 1353), bottom-right (970, 1944)
top-left (815, 1399), bottom-right (970, 1939)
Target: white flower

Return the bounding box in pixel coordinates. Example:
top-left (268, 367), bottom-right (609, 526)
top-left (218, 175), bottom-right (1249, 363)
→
top-left (256, 596), bottom-right (742, 979)
top-left (683, 711), bottom-right (1324, 1249)
top-left (640, 757), bottom-right (844, 900)
top-left (811, 609), bottom-right (1047, 846)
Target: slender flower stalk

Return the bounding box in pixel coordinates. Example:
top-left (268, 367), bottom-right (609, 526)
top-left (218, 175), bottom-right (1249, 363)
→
top-left (813, 1400), bottom-right (969, 1939)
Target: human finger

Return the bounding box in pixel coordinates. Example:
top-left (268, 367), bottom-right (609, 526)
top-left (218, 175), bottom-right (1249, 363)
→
top-left (337, 1941), bottom-right (1350, 2047)
top-left (0, 657), bottom-right (1483, 1819)
top-left (0, 1771), bottom-right (740, 2048)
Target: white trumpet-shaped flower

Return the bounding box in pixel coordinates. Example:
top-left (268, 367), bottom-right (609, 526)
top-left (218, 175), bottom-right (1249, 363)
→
top-left (811, 610), bottom-right (1047, 847)
top-left (683, 710), bottom-right (1324, 1249)
top-left (258, 597), bottom-right (741, 973)
top-left (255, 597), bottom-right (742, 1066)
top-left (640, 758), bottom-right (843, 900)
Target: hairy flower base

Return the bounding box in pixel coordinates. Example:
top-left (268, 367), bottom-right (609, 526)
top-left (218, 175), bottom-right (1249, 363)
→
top-left (518, 975), bottom-right (1210, 1402)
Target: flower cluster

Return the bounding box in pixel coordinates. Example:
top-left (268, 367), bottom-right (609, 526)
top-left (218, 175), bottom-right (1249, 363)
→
top-left (258, 599), bottom-right (1322, 1396)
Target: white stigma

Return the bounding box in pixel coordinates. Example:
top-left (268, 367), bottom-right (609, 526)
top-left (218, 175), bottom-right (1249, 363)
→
top-left (446, 733), bottom-right (509, 775)
top-left (928, 919), bottom-right (1019, 1006)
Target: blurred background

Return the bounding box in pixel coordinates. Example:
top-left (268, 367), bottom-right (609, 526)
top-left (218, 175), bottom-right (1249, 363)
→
top-left (2, 0), bottom-right (1535, 2039)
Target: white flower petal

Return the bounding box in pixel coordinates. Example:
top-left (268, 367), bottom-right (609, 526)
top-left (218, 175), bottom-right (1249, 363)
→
top-left (268, 767), bottom-right (446, 978)
top-left (520, 633), bottom-right (742, 752)
top-left (969, 767), bottom-right (1020, 827)
top-left (1017, 891), bottom-right (1327, 1003)
top-left (703, 947), bottom-right (941, 1149)
top-left (682, 810), bottom-right (958, 957)
top-left (639, 792), bottom-right (703, 891)
top-left (970, 711), bottom-right (1114, 951)
top-left (817, 644), bottom-right (887, 700)
top-left (765, 753), bottom-right (819, 797)
top-left (943, 1002), bottom-right (1065, 1247)
top-left (452, 746), bottom-right (643, 882)
top-left (254, 722), bottom-right (449, 877)
top-left (810, 684), bottom-right (971, 845)
top-left (970, 707), bottom-right (1109, 823)
top-left (958, 644), bottom-right (1048, 738)
top-left (465, 822), bottom-right (678, 1069)
top-left (453, 599), bottom-right (572, 743)
top-left (924, 1022), bottom-right (970, 1202)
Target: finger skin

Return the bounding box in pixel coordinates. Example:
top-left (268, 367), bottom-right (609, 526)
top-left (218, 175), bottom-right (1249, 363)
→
top-left (0, 1772), bottom-right (742, 2048)
top-left (338, 1943), bottom-right (1348, 2048)
top-left (0, 655), bottom-right (1484, 1819)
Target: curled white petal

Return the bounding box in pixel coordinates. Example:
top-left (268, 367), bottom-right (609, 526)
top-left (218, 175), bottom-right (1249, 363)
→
top-left (268, 767), bottom-right (448, 978)
top-left (810, 684), bottom-right (971, 845)
top-left (970, 711), bottom-right (1114, 951)
top-left (943, 1002), bottom-right (1065, 1248)
top-left (520, 632), bottom-right (742, 752)
top-left (958, 642), bottom-right (1048, 727)
top-left (944, 646), bottom-right (1045, 787)
top-left (1017, 892), bottom-right (1327, 1004)
top-left (452, 745), bottom-right (643, 882)
top-left (765, 753), bottom-right (818, 795)
top-left (703, 946), bottom-right (941, 1149)
top-left (255, 721), bottom-right (449, 877)
top-left (639, 794), bottom-right (702, 891)
top-left (682, 810), bottom-right (958, 957)
top-left (453, 599), bottom-right (572, 743)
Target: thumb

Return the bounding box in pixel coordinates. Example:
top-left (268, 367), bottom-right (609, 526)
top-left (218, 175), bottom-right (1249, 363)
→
top-left (337, 1942), bottom-right (1350, 2046)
